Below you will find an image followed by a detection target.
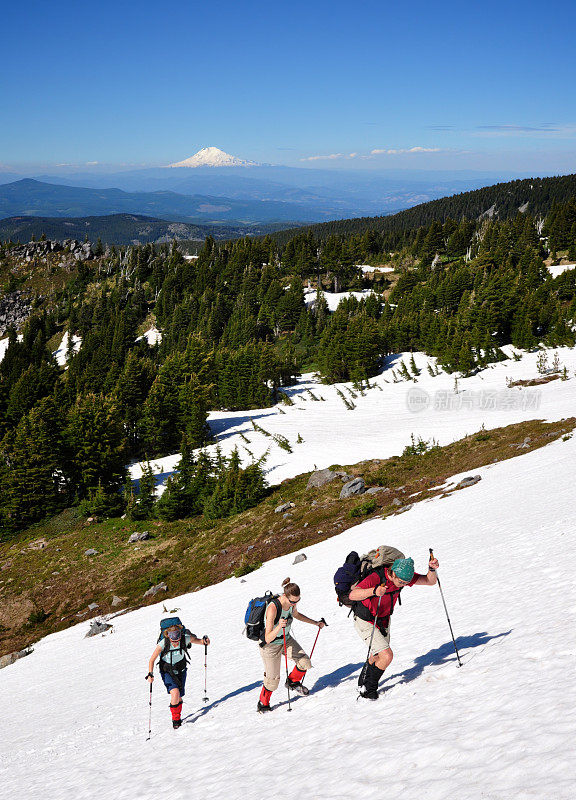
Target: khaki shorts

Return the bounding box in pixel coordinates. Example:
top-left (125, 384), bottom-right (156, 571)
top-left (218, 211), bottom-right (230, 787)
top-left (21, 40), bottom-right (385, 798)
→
top-left (354, 616), bottom-right (391, 657)
top-left (259, 636), bottom-right (312, 692)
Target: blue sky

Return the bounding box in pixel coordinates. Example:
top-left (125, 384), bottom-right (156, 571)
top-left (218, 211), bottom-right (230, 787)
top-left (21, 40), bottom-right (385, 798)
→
top-left (2, 0), bottom-right (576, 174)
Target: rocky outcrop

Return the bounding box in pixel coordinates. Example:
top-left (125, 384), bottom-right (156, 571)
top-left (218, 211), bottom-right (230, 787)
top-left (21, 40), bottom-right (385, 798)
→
top-left (307, 469), bottom-right (355, 490)
top-left (9, 238), bottom-right (93, 262)
top-left (144, 582), bottom-right (167, 598)
top-left (457, 475), bottom-right (482, 488)
top-left (85, 619), bottom-right (113, 637)
top-left (0, 647), bottom-right (33, 670)
top-left (0, 291), bottom-right (32, 336)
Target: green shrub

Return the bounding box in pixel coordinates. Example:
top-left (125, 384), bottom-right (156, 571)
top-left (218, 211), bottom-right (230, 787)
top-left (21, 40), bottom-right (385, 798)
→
top-left (27, 609), bottom-right (48, 626)
top-left (349, 498), bottom-right (377, 518)
top-left (234, 559), bottom-right (262, 578)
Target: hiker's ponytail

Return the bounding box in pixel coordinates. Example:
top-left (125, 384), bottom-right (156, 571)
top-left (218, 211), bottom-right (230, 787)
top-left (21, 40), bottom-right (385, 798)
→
top-left (282, 577), bottom-right (301, 597)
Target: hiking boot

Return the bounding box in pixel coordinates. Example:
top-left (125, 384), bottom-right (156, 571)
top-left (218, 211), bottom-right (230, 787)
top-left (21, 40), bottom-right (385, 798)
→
top-left (358, 662), bottom-right (383, 700)
top-left (172, 719), bottom-right (182, 729)
top-left (285, 678), bottom-right (309, 696)
top-left (257, 701), bottom-right (272, 713)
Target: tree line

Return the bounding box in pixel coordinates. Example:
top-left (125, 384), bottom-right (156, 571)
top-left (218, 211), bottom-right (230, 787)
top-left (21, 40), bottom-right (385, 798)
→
top-left (1, 191), bottom-right (576, 535)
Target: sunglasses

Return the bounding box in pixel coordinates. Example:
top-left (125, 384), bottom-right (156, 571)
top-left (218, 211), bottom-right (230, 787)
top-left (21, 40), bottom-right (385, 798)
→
top-left (288, 597), bottom-right (300, 605)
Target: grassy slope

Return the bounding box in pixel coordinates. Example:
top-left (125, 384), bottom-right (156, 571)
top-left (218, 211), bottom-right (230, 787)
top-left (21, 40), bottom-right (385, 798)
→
top-left (1, 417), bottom-right (574, 657)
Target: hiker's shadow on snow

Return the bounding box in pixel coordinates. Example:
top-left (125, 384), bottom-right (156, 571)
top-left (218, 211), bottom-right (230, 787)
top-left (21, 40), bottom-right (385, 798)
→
top-left (182, 680), bottom-right (261, 724)
top-left (310, 661), bottom-right (366, 693)
top-left (383, 630), bottom-right (512, 688)
top-left (307, 631), bottom-right (512, 696)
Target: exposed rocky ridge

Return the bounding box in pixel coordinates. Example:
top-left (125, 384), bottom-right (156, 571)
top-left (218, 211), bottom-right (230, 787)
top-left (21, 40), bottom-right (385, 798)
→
top-left (0, 291), bottom-right (33, 336)
top-left (9, 238), bottom-right (93, 262)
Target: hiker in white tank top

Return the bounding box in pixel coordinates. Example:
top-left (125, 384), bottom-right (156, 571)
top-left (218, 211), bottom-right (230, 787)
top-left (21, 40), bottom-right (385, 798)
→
top-left (257, 578), bottom-right (326, 713)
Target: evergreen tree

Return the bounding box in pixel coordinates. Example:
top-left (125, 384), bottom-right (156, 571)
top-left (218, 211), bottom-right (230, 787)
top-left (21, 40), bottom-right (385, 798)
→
top-left (67, 393), bottom-right (127, 499)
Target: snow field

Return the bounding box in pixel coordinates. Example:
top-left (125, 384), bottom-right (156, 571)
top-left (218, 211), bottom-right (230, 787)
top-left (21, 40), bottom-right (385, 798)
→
top-left (131, 346), bottom-right (576, 491)
top-left (2, 431), bottom-right (576, 799)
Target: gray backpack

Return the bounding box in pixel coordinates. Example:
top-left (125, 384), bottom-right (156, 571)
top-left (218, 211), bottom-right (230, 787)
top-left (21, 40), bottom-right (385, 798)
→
top-left (359, 545), bottom-right (405, 579)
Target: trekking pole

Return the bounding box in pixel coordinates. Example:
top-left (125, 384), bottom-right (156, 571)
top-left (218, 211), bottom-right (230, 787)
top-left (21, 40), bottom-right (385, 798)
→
top-left (309, 618), bottom-right (327, 661)
top-left (282, 628), bottom-right (292, 712)
top-left (202, 639), bottom-right (209, 702)
top-left (429, 548), bottom-right (462, 668)
top-left (146, 678), bottom-right (153, 740)
top-left (358, 595), bottom-right (383, 687)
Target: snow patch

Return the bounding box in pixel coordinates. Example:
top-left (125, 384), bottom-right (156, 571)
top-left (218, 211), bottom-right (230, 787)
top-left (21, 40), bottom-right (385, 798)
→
top-left (0, 334), bottom-right (24, 365)
top-left (52, 331), bottom-right (81, 367)
top-left (356, 264), bottom-right (395, 273)
top-left (304, 288), bottom-right (376, 311)
top-left (548, 263), bottom-right (576, 279)
top-left (136, 327), bottom-right (162, 346)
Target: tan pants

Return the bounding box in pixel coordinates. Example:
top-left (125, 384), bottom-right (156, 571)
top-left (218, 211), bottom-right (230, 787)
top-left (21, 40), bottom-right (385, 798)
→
top-left (259, 636), bottom-right (312, 691)
top-left (354, 616), bottom-right (391, 656)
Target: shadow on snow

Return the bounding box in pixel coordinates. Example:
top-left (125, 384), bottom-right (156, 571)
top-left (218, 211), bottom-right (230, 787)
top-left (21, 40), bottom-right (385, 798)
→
top-left (310, 630), bottom-right (512, 694)
top-left (182, 680), bottom-right (262, 724)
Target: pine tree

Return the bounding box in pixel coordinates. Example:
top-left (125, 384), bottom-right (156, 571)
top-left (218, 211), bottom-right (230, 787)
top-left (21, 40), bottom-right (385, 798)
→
top-left (67, 393), bottom-right (127, 499)
top-left (0, 398), bottom-right (68, 530)
top-left (130, 459), bottom-right (156, 520)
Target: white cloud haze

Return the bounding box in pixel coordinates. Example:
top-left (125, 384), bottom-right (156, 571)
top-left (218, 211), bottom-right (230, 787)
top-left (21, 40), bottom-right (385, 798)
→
top-left (301, 146), bottom-right (443, 162)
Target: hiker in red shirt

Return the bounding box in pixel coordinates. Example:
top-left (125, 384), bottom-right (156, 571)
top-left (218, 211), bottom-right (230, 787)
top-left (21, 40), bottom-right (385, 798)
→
top-left (349, 554), bottom-right (439, 700)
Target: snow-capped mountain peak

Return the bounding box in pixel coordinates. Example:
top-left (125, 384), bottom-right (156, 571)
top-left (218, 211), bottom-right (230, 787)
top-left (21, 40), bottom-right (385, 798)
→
top-left (168, 147), bottom-right (258, 168)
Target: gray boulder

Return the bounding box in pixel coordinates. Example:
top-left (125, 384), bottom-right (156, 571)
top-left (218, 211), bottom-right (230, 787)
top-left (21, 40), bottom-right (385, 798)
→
top-left (293, 553), bottom-right (307, 565)
top-left (0, 647), bottom-right (33, 670)
top-left (88, 602), bottom-right (99, 611)
top-left (458, 475), bottom-right (482, 489)
top-left (275, 502), bottom-right (294, 514)
top-left (365, 486), bottom-right (389, 495)
top-left (396, 503), bottom-right (414, 514)
top-left (306, 469), bottom-right (339, 489)
top-left (144, 582), bottom-right (168, 598)
top-left (85, 620), bottom-right (112, 638)
top-left (84, 548), bottom-right (98, 556)
top-left (340, 478), bottom-right (366, 499)
top-left (111, 596), bottom-right (123, 607)
top-left (391, 498), bottom-right (403, 507)
top-left (128, 531), bottom-right (150, 543)
top-left (335, 471), bottom-right (355, 482)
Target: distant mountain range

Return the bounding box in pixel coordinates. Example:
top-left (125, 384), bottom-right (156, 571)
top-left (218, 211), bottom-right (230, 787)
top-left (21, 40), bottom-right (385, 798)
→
top-left (0, 178), bottom-right (349, 224)
top-left (2, 170), bottom-right (574, 247)
top-left (0, 147), bottom-right (521, 227)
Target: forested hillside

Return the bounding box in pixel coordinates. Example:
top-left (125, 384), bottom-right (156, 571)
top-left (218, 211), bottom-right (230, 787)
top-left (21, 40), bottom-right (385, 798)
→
top-left (1, 185), bottom-right (576, 536)
top-left (272, 173), bottom-right (576, 243)
top-left (0, 213), bottom-right (283, 245)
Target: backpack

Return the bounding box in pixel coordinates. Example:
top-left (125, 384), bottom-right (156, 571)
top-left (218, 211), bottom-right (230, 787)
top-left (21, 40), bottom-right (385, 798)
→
top-left (157, 616), bottom-right (193, 676)
top-left (333, 545), bottom-right (406, 607)
top-left (244, 592), bottom-right (282, 644)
